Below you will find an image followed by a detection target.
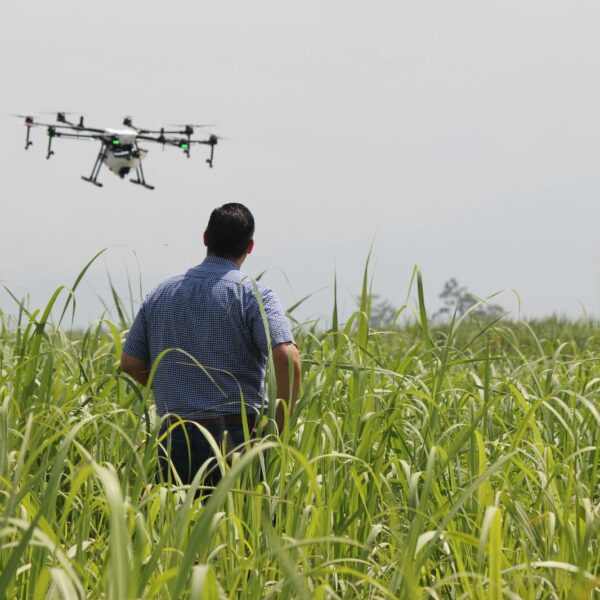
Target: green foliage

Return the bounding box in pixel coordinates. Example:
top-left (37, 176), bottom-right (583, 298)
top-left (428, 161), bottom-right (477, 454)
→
top-left (1, 266), bottom-right (600, 598)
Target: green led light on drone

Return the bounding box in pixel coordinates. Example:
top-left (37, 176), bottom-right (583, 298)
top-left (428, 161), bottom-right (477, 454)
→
top-left (180, 143), bottom-right (189, 149)
top-left (112, 139), bottom-right (121, 145)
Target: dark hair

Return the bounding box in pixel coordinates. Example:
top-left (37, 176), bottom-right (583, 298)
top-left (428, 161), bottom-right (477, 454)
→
top-left (205, 203), bottom-right (255, 259)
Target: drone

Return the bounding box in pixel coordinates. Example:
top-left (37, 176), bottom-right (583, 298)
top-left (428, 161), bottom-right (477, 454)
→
top-left (15, 112), bottom-right (219, 190)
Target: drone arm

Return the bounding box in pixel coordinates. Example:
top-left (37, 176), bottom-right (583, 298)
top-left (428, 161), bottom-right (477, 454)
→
top-left (136, 135), bottom-right (213, 147)
top-left (136, 135), bottom-right (192, 154)
top-left (135, 128), bottom-right (192, 136)
top-left (45, 130), bottom-right (102, 159)
top-left (50, 131), bottom-right (102, 141)
top-left (27, 121), bottom-right (105, 133)
top-left (135, 133), bottom-right (217, 166)
top-left (136, 134), bottom-right (179, 145)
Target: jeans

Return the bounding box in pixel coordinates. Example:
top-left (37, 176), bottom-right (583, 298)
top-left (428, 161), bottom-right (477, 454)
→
top-left (157, 421), bottom-right (250, 489)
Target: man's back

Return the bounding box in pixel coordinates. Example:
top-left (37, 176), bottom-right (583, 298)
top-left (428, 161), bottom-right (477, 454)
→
top-left (123, 256), bottom-right (293, 419)
top-left (120, 202), bottom-right (301, 486)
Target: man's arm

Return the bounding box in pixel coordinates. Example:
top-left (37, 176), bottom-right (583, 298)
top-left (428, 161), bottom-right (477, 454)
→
top-left (271, 342), bottom-right (301, 431)
top-left (120, 351), bottom-right (151, 386)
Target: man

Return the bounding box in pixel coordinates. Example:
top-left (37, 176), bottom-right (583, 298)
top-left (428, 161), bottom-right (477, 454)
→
top-left (120, 203), bottom-right (301, 487)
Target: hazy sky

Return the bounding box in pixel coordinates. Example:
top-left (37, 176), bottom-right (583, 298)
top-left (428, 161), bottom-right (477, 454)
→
top-left (2, 1), bottom-right (600, 325)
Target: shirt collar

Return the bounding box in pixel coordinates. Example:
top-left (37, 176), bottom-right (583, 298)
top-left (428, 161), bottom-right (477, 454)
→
top-left (186, 256), bottom-right (240, 276)
top-left (203, 255), bottom-right (240, 269)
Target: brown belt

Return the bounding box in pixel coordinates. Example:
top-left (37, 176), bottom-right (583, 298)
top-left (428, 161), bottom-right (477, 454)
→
top-left (167, 414), bottom-right (256, 428)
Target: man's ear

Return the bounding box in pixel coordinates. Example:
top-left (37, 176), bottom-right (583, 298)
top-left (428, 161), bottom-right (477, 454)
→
top-left (247, 239), bottom-right (255, 255)
top-left (203, 230), bottom-right (209, 247)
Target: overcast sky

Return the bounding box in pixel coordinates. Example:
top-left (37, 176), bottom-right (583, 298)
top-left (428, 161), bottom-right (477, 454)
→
top-left (2, 1), bottom-right (600, 325)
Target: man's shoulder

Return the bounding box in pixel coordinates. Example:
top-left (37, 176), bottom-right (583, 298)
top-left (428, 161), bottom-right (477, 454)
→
top-left (235, 272), bottom-right (276, 296)
top-left (144, 274), bottom-right (186, 302)
top-left (143, 267), bottom-right (280, 310)
top-left (236, 274), bottom-right (287, 318)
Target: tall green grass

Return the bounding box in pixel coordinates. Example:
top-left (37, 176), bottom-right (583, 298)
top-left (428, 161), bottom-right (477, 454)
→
top-left (1, 264), bottom-right (599, 598)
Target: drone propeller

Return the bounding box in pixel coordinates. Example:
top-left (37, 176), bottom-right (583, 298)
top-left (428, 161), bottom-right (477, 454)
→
top-left (34, 111), bottom-right (82, 125)
top-left (10, 111), bottom-right (82, 120)
top-left (123, 115), bottom-right (136, 128)
top-left (9, 112), bottom-right (88, 130)
top-left (123, 116), bottom-right (167, 134)
top-left (38, 110), bottom-right (80, 115)
top-left (39, 110), bottom-right (82, 119)
top-left (204, 133), bottom-right (231, 142)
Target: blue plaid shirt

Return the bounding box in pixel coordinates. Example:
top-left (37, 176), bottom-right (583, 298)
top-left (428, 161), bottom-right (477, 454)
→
top-left (123, 256), bottom-right (294, 419)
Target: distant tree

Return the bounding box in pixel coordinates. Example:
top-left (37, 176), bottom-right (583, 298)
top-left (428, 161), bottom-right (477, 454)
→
top-left (368, 294), bottom-right (397, 329)
top-left (434, 278), bottom-right (504, 321)
top-left (355, 293), bottom-right (398, 329)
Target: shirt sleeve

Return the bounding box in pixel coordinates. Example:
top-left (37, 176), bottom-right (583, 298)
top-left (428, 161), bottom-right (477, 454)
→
top-left (248, 285), bottom-right (294, 356)
top-left (123, 302), bottom-right (151, 362)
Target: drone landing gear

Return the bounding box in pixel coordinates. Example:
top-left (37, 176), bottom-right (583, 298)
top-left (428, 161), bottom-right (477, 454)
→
top-left (81, 145), bottom-right (107, 187)
top-left (206, 140), bottom-right (215, 168)
top-left (81, 175), bottom-right (104, 187)
top-left (81, 178), bottom-right (103, 188)
top-left (130, 159), bottom-right (154, 190)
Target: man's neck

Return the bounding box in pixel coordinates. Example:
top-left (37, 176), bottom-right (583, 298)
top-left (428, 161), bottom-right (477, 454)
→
top-left (206, 252), bottom-right (246, 269)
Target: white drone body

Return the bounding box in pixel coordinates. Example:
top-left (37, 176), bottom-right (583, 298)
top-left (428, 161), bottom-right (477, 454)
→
top-left (103, 129), bottom-right (148, 177)
top-left (18, 113), bottom-right (218, 190)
